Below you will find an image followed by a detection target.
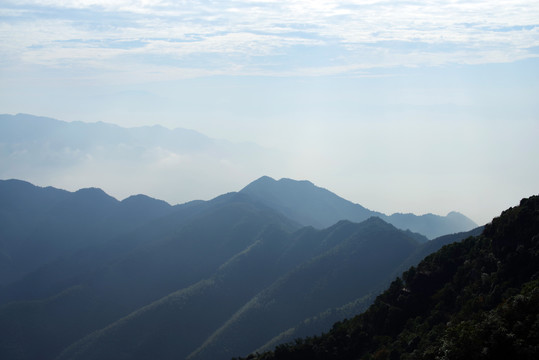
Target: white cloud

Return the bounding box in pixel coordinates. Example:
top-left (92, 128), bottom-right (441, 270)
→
top-left (1, 0), bottom-right (538, 79)
top-left (1, 1), bottom-right (537, 226)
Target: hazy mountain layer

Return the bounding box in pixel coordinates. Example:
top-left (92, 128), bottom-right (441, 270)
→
top-left (241, 176), bottom-right (477, 238)
top-left (0, 179), bottom-right (480, 360)
top-left (0, 113), bottom-right (278, 204)
top-left (1, 113), bottom-right (477, 241)
top-left (0, 179), bottom-right (175, 286)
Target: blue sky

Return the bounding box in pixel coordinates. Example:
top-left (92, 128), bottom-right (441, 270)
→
top-left (1, 0), bottom-right (539, 224)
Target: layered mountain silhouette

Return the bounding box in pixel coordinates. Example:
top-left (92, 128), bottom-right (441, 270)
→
top-left (0, 179), bottom-right (175, 286)
top-left (0, 113), bottom-right (223, 158)
top-left (0, 178), bottom-right (482, 360)
top-left (0, 112), bottom-right (476, 239)
top-left (0, 113), bottom-right (277, 203)
top-left (238, 194), bottom-right (539, 360)
top-left (241, 176), bottom-right (477, 238)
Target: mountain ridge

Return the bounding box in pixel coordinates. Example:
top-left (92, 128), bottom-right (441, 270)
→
top-left (0, 178), bottom-right (485, 360)
top-left (0, 113), bottom-right (278, 205)
top-left (240, 176), bottom-right (477, 238)
top-left (237, 194), bottom-right (539, 360)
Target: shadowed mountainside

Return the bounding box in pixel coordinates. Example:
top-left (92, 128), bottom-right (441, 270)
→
top-left (237, 195), bottom-right (539, 360)
top-left (0, 179), bottom-right (175, 286)
top-left (0, 179), bottom-right (480, 360)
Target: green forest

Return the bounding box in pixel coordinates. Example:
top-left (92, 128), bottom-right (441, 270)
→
top-left (237, 196), bottom-right (539, 360)
top-left (0, 177), bottom-right (536, 360)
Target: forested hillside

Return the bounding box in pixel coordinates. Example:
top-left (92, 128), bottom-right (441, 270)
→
top-left (0, 179), bottom-right (481, 360)
top-left (0, 179), bottom-right (174, 286)
top-left (238, 195), bottom-right (539, 360)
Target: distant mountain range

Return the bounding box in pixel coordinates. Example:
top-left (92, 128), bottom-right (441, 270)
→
top-left (0, 113), bottom-right (213, 154)
top-left (241, 176), bottom-right (477, 238)
top-left (0, 113), bottom-right (278, 203)
top-left (0, 113), bottom-right (478, 239)
top-left (0, 178), bottom-right (482, 360)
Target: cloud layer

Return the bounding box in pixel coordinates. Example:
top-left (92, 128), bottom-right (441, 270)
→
top-left (2, 0), bottom-right (538, 80)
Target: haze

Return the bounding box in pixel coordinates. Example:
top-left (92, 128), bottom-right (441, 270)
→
top-left (1, 0), bottom-right (538, 225)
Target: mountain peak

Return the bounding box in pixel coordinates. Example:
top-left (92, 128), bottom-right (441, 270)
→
top-left (242, 176), bottom-right (316, 191)
top-left (75, 187), bottom-right (113, 198)
top-left (278, 177), bottom-right (314, 185)
top-left (240, 176), bottom-right (476, 238)
top-left (245, 176), bottom-right (277, 187)
top-left (71, 187), bottom-right (119, 208)
top-left (240, 176), bottom-right (374, 229)
top-left (121, 194), bottom-right (170, 207)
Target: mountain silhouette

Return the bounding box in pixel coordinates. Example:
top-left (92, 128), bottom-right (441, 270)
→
top-left (0, 113), bottom-right (279, 204)
top-left (240, 176), bottom-right (381, 229)
top-left (237, 195), bottom-right (539, 360)
top-left (0, 179), bottom-right (178, 287)
top-left (0, 179), bottom-right (483, 360)
top-left (241, 176), bottom-right (477, 238)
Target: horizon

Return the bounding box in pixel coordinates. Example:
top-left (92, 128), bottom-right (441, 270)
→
top-left (0, 171), bottom-right (480, 221)
top-left (1, 1), bottom-right (539, 225)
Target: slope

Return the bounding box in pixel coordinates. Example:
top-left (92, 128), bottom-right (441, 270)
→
top-left (56, 217), bottom-right (476, 360)
top-left (239, 194), bottom-right (539, 360)
top-left (188, 218), bottom-right (421, 360)
top-left (252, 227), bottom-right (484, 354)
top-left (0, 190), bottom-right (299, 360)
top-left (0, 179), bottom-right (174, 286)
top-left (55, 225), bottom-right (296, 360)
top-left (0, 195), bottom-right (206, 306)
top-left (0, 178), bottom-right (484, 360)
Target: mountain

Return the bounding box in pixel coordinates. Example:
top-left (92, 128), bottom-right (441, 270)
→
top-left (237, 195), bottom-right (539, 360)
top-left (240, 176), bottom-right (382, 229)
top-left (249, 225), bottom-right (485, 354)
top-left (241, 176), bottom-right (478, 239)
top-left (186, 218), bottom-right (420, 360)
top-left (386, 210), bottom-right (478, 241)
top-left (1, 113), bottom-right (476, 240)
top-left (0, 179), bottom-right (176, 286)
top-left (0, 113), bottom-right (278, 204)
top-left (0, 179), bottom-right (479, 360)
top-left (0, 113), bottom-right (211, 154)
top-left (52, 217), bottom-right (436, 360)
top-left (0, 184), bottom-right (299, 360)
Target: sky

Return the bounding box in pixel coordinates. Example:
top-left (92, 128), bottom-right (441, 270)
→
top-left (1, 0), bottom-right (539, 225)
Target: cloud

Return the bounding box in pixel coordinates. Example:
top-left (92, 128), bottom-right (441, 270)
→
top-left (1, 0), bottom-right (538, 80)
